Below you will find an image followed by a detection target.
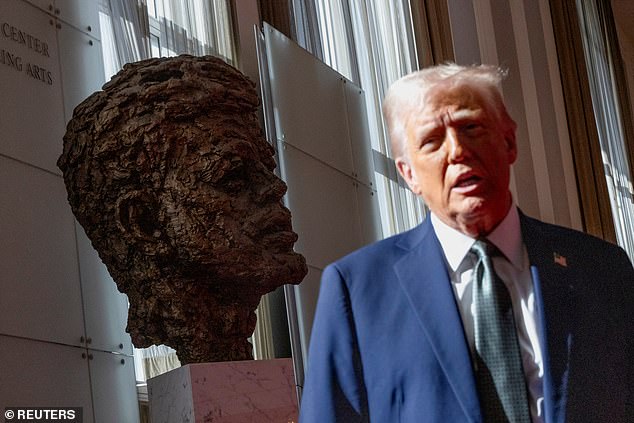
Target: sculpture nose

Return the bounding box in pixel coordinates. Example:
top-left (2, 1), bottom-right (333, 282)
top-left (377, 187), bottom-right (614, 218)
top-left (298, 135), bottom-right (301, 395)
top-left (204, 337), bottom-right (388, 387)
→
top-left (256, 169), bottom-right (287, 203)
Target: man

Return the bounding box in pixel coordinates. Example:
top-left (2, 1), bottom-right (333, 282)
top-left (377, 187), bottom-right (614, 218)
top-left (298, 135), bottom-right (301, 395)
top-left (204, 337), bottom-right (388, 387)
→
top-left (58, 55), bottom-right (306, 364)
top-left (300, 63), bottom-right (633, 422)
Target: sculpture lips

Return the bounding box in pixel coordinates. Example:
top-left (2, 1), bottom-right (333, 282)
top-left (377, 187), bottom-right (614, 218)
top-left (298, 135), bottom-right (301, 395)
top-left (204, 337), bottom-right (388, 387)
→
top-left (263, 230), bottom-right (298, 250)
top-left (256, 207), bottom-right (293, 235)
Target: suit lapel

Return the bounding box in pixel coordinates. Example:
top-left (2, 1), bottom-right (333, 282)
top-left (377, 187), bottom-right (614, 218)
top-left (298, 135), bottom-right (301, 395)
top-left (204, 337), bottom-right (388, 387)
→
top-left (394, 219), bottom-right (481, 422)
top-left (521, 214), bottom-right (574, 423)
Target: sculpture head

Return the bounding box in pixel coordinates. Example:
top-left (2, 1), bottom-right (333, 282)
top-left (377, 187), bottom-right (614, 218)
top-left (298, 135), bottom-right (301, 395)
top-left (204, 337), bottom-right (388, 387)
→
top-left (58, 55), bottom-right (307, 363)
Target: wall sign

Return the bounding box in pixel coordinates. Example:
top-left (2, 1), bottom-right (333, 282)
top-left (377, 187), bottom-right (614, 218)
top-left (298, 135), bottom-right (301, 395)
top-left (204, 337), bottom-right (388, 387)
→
top-left (1, 20), bottom-right (53, 85)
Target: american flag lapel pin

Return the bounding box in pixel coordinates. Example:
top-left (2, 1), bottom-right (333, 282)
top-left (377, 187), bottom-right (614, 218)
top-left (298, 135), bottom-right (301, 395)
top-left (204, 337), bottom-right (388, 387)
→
top-left (554, 252), bottom-right (567, 267)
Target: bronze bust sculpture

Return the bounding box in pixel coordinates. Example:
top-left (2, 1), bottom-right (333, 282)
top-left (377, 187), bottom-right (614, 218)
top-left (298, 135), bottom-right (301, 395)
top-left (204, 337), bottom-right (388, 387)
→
top-left (58, 55), bottom-right (307, 364)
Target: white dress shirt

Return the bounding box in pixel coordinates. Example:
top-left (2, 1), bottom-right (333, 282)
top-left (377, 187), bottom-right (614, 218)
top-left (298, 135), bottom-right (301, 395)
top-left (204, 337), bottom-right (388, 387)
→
top-left (431, 207), bottom-right (544, 423)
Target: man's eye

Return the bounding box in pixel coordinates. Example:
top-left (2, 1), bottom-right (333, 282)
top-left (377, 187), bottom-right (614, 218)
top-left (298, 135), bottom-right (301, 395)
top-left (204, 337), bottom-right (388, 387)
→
top-left (462, 123), bottom-right (483, 133)
top-left (420, 136), bottom-right (441, 150)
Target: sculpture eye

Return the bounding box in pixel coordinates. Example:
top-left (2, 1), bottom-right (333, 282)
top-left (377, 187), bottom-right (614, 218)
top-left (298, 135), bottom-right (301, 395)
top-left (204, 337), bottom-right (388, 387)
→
top-left (197, 156), bottom-right (232, 184)
top-left (196, 154), bottom-right (250, 192)
top-left (222, 165), bottom-right (248, 192)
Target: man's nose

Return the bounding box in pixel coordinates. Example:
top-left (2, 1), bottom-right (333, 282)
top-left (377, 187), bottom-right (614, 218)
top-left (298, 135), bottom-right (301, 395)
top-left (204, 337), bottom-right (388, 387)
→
top-left (446, 129), bottom-right (467, 163)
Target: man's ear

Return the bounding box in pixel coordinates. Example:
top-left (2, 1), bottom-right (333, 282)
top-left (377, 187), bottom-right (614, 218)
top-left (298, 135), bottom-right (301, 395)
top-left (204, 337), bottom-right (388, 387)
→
top-left (395, 157), bottom-right (421, 195)
top-left (115, 190), bottom-right (162, 243)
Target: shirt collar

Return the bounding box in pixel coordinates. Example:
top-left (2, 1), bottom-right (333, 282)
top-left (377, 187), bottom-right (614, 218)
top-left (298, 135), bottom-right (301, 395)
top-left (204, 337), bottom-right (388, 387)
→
top-left (430, 206), bottom-right (524, 272)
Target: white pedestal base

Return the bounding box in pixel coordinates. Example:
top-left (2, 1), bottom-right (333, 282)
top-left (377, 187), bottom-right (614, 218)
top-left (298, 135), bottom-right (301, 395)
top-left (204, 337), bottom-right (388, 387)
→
top-left (148, 358), bottom-right (298, 423)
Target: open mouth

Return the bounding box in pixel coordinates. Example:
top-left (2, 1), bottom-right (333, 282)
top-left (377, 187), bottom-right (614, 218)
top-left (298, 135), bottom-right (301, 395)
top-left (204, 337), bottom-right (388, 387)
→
top-left (452, 172), bottom-right (484, 192)
top-left (454, 174), bottom-right (482, 187)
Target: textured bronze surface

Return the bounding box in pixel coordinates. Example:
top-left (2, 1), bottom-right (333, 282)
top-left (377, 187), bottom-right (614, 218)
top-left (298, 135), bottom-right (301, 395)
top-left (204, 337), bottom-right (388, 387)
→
top-left (58, 55), bottom-right (307, 364)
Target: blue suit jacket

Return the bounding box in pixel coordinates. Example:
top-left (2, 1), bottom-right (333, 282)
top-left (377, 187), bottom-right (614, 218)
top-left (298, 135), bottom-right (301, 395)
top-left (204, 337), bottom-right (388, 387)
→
top-left (299, 213), bottom-right (633, 422)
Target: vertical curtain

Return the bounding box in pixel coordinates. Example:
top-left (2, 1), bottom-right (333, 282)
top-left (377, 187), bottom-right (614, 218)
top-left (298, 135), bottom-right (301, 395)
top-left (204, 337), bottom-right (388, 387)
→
top-left (576, 0), bottom-right (634, 260)
top-left (133, 345), bottom-right (181, 423)
top-left (139, 344), bottom-right (182, 379)
top-left (290, 0), bottom-right (324, 59)
top-left (99, 0), bottom-right (237, 74)
top-left (156, 0), bottom-right (237, 64)
top-left (291, 0), bottom-right (426, 236)
top-left (252, 295), bottom-right (275, 359)
top-left (98, 0), bottom-right (151, 79)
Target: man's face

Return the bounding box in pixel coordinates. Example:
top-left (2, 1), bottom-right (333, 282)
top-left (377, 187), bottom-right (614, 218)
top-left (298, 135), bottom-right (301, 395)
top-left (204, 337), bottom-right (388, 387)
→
top-left (160, 132), bottom-right (305, 289)
top-left (395, 83), bottom-right (517, 236)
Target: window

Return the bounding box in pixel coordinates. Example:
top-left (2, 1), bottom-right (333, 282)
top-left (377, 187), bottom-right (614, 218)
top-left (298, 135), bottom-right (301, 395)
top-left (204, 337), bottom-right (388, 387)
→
top-left (98, 0), bottom-right (236, 81)
top-left (149, 0), bottom-right (236, 62)
top-left (576, 0), bottom-right (634, 259)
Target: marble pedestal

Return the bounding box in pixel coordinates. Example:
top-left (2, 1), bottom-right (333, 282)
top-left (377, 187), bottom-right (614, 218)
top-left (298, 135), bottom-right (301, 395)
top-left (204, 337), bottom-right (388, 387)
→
top-left (148, 358), bottom-right (298, 423)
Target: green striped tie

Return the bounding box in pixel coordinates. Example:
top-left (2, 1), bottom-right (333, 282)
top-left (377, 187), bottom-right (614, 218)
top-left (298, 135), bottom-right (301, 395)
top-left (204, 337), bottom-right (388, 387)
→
top-left (471, 239), bottom-right (531, 423)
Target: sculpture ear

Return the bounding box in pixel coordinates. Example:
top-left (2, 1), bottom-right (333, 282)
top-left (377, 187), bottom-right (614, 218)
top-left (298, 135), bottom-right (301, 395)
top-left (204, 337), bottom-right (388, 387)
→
top-left (115, 190), bottom-right (162, 242)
